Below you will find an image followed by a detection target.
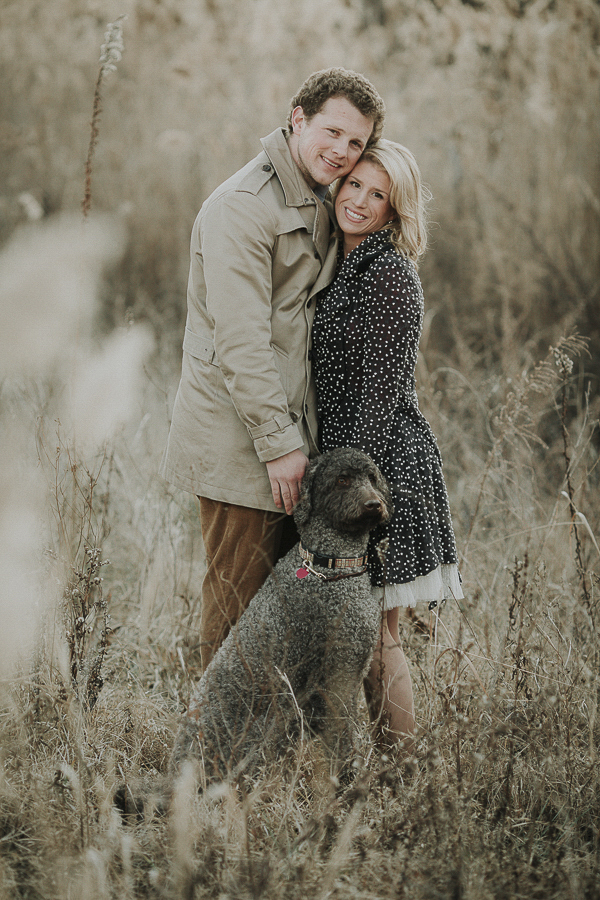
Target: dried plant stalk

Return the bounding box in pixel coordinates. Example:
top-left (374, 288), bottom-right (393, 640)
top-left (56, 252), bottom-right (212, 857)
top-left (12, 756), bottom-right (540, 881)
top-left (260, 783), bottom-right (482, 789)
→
top-left (82, 16), bottom-right (126, 218)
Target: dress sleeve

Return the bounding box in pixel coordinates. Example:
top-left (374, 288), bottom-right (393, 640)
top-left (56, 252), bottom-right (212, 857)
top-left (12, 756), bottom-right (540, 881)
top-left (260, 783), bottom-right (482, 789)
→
top-left (348, 255), bottom-right (422, 463)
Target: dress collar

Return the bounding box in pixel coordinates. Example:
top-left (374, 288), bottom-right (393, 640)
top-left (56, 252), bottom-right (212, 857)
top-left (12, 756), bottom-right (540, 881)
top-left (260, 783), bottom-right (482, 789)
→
top-left (341, 230), bottom-right (395, 272)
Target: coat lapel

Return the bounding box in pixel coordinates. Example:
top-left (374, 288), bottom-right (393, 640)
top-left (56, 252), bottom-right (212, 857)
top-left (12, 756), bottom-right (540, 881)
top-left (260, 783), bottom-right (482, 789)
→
top-left (308, 232), bottom-right (339, 300)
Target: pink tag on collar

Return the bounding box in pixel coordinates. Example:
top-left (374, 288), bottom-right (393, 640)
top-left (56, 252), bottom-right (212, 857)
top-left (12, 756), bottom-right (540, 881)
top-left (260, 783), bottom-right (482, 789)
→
top-left (296, 566), bottom-right (309, 579)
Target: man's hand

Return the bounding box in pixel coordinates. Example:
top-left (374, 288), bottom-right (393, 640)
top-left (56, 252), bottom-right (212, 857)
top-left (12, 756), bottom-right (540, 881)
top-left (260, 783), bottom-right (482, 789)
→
top-left (266, 449), bottom-right (309, 515)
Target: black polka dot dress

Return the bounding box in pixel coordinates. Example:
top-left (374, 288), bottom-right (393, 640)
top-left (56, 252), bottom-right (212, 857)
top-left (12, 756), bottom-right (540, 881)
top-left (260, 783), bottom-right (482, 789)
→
top-left (312, 230), bottom-right (463, 609)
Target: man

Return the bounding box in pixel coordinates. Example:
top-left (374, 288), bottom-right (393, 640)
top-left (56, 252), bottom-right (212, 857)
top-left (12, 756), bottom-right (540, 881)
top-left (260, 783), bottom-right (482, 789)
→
top-left (160, 68), bottom-right (385, 668)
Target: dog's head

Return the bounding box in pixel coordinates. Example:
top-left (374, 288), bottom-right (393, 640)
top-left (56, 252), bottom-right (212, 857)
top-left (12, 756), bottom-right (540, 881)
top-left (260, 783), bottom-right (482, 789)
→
top-left (294, 448), bottom-right (393, 535)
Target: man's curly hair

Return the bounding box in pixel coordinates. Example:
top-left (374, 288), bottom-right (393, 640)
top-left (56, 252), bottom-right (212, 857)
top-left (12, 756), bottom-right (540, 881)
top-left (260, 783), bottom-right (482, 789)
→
top-left (286, 68), bottom-right (385, 146)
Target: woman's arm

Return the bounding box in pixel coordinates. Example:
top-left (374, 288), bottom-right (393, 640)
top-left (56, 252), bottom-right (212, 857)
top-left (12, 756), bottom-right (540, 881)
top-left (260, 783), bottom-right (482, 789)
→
top-left (347, 254), bottom-right (423, 462)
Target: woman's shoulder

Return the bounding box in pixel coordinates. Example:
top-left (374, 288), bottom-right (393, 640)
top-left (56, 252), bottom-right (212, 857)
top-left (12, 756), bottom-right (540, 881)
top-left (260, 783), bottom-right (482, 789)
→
top-left (350, 232), bottom-right (415, 271)
top-left (362, 244), bottom-right (421, 293)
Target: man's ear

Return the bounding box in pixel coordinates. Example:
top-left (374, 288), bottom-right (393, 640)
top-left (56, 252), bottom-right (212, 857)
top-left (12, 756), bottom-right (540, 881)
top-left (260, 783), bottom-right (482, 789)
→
top-left (290, 106), bottom-right (306, 135)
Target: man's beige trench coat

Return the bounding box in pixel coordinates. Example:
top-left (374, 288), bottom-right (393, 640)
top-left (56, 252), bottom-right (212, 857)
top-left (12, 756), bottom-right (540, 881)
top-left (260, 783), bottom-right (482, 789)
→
top-left (160, 128), bottom-right (338, 512)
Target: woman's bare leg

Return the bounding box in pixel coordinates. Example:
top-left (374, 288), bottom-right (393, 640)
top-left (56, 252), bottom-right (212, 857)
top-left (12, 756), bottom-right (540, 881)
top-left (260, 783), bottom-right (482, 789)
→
top-left (365, 607), bottom-right (415, 752)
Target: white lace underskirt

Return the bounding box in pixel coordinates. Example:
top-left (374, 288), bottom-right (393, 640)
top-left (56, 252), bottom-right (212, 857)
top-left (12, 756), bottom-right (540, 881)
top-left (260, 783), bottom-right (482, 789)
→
top-left (372, 563), bottom-right (464, 610)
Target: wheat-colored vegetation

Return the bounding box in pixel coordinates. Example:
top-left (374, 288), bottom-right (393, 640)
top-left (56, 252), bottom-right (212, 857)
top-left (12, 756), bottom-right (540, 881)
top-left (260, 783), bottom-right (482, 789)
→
top-left (1, 0), bottom-right (599, 897)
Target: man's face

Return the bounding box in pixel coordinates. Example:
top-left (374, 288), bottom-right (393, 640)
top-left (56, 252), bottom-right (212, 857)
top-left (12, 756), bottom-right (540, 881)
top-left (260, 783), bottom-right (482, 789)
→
top-left (288, 97), bottom-right (374, 189)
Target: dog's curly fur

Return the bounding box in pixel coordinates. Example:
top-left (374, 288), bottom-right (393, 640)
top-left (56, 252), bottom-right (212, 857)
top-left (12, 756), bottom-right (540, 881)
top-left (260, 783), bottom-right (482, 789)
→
top-left (170, 448), bottom-right (393, 782)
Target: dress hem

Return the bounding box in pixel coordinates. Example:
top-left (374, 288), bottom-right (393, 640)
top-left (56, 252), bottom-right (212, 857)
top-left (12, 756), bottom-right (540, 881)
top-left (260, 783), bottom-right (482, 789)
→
top-left (372, 564), bottom-right (463, 610)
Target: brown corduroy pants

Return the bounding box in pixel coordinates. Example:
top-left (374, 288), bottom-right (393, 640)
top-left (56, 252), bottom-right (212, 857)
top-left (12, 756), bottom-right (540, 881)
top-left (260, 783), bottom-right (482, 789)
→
top-left (198, 497), bottom-right (299, 671)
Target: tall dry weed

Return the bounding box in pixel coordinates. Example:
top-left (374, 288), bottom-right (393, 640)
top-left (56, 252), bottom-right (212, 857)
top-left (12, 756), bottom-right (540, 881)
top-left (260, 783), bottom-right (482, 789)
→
top-left (82, 15), bottom-right (126, 218)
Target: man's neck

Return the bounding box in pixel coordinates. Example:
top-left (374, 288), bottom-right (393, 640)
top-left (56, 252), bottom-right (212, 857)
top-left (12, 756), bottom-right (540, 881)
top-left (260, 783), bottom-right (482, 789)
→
top-left (286, 132), bottom-right (316, 188)
top-left (286, 132), bottom-right (330, 202)
top-left (312, 183), bottom-right (329, 202)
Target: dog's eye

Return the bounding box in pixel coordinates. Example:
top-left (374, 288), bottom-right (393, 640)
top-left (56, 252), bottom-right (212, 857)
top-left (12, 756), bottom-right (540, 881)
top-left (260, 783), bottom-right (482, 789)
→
top-left (369, 474), bottom-right (377, 485)
top-left (337, 475), bottom-right (350, 486)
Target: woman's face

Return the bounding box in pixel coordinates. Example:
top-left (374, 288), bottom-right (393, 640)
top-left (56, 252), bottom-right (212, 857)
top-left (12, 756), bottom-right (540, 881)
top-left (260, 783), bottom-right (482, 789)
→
top-left (335, 159), bottom-right (394, 252)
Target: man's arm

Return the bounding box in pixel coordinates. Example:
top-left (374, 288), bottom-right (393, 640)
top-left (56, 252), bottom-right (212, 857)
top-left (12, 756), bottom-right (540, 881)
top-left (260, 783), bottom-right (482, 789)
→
top-left (198, 191), bottom-right (306, 466)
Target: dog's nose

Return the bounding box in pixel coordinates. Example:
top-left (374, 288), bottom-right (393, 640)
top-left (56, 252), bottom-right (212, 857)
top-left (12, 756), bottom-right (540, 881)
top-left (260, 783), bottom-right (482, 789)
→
top-left (364, 499), bottom-right (382, 511)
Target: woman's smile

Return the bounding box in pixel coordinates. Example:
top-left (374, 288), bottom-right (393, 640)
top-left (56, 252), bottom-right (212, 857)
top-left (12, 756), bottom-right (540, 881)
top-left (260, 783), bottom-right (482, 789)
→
top-left (343, 206), bottom-right (367, 221)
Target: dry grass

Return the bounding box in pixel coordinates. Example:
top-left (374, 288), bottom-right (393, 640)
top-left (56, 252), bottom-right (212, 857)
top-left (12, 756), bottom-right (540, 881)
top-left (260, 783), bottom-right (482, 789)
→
top-left (1, 1), bottom-right (599, 897)
top-left (1, 303), bottom-right (598, 899)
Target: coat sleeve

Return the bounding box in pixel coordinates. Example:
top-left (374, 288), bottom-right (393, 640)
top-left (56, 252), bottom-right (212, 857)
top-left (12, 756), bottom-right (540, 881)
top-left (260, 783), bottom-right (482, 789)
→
top-left (198, 190), bottom-right (305, 463)
top-left (348, 256), bottom-right (422, 463)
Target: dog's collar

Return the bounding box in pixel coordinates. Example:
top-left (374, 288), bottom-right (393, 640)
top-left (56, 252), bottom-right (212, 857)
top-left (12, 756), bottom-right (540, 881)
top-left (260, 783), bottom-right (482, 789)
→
top-left (299, 542), bottom-right (368, 571)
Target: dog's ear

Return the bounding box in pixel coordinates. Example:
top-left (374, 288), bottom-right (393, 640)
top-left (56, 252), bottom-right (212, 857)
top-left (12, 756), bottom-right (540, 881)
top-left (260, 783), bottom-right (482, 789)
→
top-left (293, 456), bottom-right (318, 529)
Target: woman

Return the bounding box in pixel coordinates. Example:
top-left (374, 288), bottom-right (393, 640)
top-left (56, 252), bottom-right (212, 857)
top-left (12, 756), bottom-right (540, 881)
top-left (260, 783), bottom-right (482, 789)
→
top-left (312, 139), bottom-right (463, 749)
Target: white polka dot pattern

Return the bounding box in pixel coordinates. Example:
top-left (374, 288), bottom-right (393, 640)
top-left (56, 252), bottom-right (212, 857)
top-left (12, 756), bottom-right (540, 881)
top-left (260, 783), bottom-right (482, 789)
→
top-left (312, 230), bottom-right (460, 591)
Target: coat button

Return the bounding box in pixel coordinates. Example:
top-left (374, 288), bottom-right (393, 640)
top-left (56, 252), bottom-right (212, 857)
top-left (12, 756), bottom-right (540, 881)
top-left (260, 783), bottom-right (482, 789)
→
top-left (262, 164), bottom-right (272, 172)
top-left (290, 411), bottom-right (299, 423)
top-left (314, 250), bottom-right (319, 259)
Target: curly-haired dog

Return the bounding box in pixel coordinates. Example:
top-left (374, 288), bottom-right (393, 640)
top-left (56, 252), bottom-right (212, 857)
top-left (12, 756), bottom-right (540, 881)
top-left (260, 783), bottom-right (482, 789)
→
top-left (170, 447), bottom-right (393, 783)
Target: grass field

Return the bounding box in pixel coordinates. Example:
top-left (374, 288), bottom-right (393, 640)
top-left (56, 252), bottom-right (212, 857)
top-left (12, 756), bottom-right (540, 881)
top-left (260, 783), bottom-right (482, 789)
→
top-left (1, 1), bottom-right (599, 897)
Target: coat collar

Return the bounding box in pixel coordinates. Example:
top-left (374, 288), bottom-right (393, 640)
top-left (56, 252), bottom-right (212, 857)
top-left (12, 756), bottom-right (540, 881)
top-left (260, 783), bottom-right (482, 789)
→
top-left (261, 128), bottom-right (336, 266)
top-left (260, 128), bottom-right (321, 210)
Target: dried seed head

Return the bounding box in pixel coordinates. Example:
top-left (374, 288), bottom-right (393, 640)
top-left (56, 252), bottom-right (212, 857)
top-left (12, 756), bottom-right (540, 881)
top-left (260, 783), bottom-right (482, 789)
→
top-left (99, 16), bottom-right (126, 77)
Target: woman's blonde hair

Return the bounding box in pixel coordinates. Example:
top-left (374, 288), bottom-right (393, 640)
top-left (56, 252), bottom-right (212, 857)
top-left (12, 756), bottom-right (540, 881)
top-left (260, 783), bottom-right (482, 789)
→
top-left (337, 139), bottom-right (431, 266)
